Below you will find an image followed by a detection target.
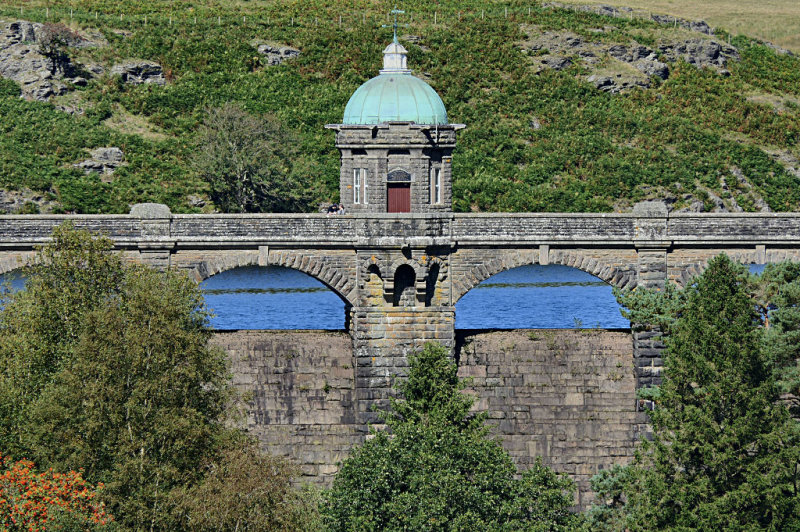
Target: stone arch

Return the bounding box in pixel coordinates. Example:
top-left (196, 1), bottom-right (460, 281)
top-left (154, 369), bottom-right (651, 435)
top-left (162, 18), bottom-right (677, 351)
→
top-left (393, 264), bottom-right (417, 307)
top-left (364, 263), bottom-right (385, 307)
top-left (675, 249), bottom-right (800, 287)
top-left (0, 253), bottom-right (33, 277)
top-left (452, 249), bottom-right (635, 303)
top-left (190, 250), bottom-right (356, 306)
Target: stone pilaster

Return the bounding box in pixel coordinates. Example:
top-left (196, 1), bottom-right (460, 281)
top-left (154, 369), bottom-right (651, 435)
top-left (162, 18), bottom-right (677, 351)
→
top-left (350, 305), bottom-right (455, 423)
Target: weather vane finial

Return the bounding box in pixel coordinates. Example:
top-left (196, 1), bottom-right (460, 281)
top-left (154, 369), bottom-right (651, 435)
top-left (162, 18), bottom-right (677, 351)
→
top-left (382, 4), bottom-right (407, 43)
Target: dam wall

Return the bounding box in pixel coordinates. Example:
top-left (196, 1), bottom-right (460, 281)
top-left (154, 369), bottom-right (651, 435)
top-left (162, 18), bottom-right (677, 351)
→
top-left (212, 328), bottom-right (645, 506)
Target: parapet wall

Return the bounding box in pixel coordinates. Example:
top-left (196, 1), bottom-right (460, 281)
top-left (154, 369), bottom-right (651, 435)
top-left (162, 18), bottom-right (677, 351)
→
top-left (212, 328), bottom-right (644, 506)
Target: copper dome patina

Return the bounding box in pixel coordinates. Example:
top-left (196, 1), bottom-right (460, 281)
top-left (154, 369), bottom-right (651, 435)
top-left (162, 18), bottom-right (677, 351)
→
top-left (342, 42), bottom-right (448, 126)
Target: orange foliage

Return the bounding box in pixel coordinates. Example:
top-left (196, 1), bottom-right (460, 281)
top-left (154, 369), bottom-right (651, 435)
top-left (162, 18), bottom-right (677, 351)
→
top-left (0, 453), bottom-right (111, 531)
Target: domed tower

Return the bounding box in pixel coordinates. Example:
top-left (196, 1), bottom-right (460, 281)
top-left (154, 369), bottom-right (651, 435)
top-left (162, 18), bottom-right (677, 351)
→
top-left (326, 40), bottom-right (464, 213)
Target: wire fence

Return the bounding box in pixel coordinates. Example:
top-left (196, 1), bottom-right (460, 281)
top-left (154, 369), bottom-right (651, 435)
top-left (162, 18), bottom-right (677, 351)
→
top-left (0, 4), bottom-right (688, 33)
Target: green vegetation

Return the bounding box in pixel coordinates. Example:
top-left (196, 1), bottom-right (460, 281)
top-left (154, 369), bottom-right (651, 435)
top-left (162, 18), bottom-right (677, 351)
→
top-left (322, 342), bottom-right (581, 531)
top-left (0, 226), bottom-right (316, 530)
top-left (193, 103), bottom-right (316, 213)
top-left (594, 255), bottom-right (800, 530)
top-left (0, 1), bottom-right (798, 213)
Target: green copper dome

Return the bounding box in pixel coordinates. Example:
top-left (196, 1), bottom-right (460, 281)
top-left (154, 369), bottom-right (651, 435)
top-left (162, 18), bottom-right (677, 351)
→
top-left (342, 42), bottom-right (448, 125)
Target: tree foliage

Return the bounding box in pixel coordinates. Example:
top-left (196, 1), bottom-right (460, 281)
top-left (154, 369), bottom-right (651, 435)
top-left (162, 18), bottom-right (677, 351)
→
top-left (322, 343), bottom-right (580, 532)
top-left (0, 453), bottom-right (113, 531)
top-left (192, 104), bottom-right (315, 213)
top-left (593, 255), bottom-right (800, 530)
top-left (0, 224), bottom-right (313, 530)
top-left (37, 23), bottom-right (77, 75)
top-left (171, 436), bottom-right (320, 531)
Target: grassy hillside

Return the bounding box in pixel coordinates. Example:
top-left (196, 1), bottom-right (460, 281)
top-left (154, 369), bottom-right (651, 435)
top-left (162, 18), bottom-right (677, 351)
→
top-left (572, 0), bottom-right (800, 52)
top-left (0, 0), bottom-right (799, 214)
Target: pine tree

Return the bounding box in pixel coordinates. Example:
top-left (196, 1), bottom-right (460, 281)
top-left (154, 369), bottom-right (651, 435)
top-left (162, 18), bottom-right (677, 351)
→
top-left (594, 255), bottom-right (800, 530)
top-left (322, 343), bottom-right (581, 532)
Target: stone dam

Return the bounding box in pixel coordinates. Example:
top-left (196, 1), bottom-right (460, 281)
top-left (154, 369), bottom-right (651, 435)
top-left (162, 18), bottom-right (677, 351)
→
top-left (213, 328), bottom-right (643, 507)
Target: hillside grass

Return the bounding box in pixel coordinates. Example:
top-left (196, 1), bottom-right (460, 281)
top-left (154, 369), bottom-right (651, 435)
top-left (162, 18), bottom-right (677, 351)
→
top-left (0, 0), bottom-right (798, 213)
top-left (572, 0), bottom-right (800, 52)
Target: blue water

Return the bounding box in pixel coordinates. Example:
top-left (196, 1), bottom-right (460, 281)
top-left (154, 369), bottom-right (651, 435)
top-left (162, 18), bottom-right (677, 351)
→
top-left (200, 264), bottom-right (628, 330)
top-left (201, 266), bottom-right (345, 330)
top-left (0, 264), bottom-right (770, 331)
top-left (455, 265), bottom-right (627, 329)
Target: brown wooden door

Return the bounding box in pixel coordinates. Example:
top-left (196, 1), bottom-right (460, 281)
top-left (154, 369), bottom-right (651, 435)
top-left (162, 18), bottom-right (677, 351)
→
top-left (387, 183), bottom-right (411, 213)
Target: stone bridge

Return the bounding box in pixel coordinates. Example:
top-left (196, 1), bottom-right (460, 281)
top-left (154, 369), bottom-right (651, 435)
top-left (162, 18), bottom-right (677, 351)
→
top-left (2, 201), bottom-right (800, 419)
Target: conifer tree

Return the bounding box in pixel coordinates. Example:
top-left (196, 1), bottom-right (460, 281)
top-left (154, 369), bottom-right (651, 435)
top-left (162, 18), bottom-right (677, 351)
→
top-left (593, 255), bottom-right (800, 530)
top-left (323, 343), bottom-right (580, 531)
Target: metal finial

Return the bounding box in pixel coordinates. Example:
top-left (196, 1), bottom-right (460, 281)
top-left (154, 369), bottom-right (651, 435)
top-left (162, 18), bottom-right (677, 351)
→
top-left (381, 4), bottom-right (407, 43)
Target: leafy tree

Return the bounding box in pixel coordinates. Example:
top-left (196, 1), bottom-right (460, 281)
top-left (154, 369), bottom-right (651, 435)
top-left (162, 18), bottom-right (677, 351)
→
top-left (757, 262), bottom-right (800, 413)
top-left (593, 255), bottom-right (800, 530)
top-left (0, 453), bottom-right (113, 531)
top-left (171, 436), bottom-right (320, 531)
top-left (38, 23), bottom-right (77, 75)
top-left (323, 343), bottom-right (580, 532)
top-left (192, 104), bottom-right (315, 213)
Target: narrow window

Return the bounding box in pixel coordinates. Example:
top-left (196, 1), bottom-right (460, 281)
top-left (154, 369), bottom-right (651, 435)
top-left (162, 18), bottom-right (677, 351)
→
top-left (363, 169), bottom-right (368, 204)
top-left (430, 167), bottom-right (442, 204)
top-left (353, 168), bottom-right (361, 204)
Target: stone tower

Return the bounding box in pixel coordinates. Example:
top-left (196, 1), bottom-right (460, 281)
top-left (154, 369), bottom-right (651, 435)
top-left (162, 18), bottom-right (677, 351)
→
top-left (326, 41), bottom-right (464, 213)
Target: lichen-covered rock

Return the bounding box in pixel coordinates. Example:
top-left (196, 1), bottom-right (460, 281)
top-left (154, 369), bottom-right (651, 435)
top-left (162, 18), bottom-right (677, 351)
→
top-left (255, 43), bottom-right (301, 66)
top-left (74, 147), bottom-right (125, 176)
top-left (110, 61), bottom-right (166, 85)
top-left (0, 19), bottom-right (105, 101)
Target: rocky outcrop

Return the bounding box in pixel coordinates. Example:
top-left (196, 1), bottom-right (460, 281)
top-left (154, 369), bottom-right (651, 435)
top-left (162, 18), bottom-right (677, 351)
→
top-left (0, 188), bottom-right (58, 214)
top-left (110, 61), bottom-right (165, 85)
top-left (74, 147), bottom-right (125, 176)
top-left (0, 19), bottom-right (103, 101)
top-left (520, 26), bottom-right (738, 93)
top-left (658, 38), bottom-right (739, 73)
top-left (253, 43), bottom-right (300, 66)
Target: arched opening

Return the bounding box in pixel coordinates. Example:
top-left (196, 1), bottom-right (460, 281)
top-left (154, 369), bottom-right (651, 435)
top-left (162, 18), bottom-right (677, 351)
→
top-left (455, 264), bottom-right (626, 329)
top-left (201, 265), bottom-right (347, 330)
top-left (393, 265), bottom-right (416, 307)
top-left (365, 264), bottom-right (384, 307)
top-left (0, 270), bottom-right (26, 299)
top-left (425, 263), bottom-right (440, 307)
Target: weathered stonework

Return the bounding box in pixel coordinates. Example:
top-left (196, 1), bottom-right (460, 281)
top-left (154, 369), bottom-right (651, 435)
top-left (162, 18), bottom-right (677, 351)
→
top-left (212, 328), bottom-right (643, 508)
top-left (4, 204), bottom-right (800, 395)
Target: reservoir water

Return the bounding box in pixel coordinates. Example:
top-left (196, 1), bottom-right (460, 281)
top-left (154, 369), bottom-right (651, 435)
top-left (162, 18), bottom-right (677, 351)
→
top-left (200, 264), bottom-right (629, 330)
top-left (2, 264), bottom-right (768, 331)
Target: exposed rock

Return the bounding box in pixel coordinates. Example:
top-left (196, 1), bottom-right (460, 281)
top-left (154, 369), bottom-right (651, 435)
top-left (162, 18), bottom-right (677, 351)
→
top-left (110, 61), bottom-right (165, 85)
top-left (254, 43), bottom-right (300, 66)
top-left (0, 19), bottom-right (106, 101)
top-left (541, 55), bottom-right (572, 71)
top-left (0, 187), bottom-right (58, 214)
top-left (633, 59), bottom-right (669, 80)
top-left (74, 147), bottom-right (125, 176)
top-left (729, 167), bottom-right (773, 212)
top-left (659, 38), bottom-right (740, 71)
top-left (519, 25), bottom-right (740, 93)
top-left (530, 117), bottom-right (542, 130)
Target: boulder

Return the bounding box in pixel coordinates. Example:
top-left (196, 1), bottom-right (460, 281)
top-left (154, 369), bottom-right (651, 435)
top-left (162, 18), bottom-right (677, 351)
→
top-left (110, 61), bottom-right (166, 85)
top-left (256, 44), bottom-right (301, 66)
top-left (74, 147), bottom-right (125, 176)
